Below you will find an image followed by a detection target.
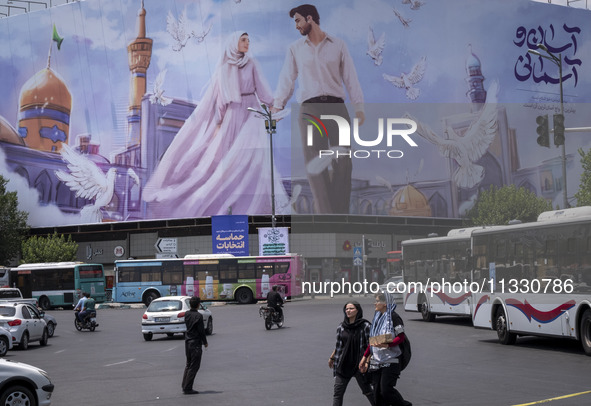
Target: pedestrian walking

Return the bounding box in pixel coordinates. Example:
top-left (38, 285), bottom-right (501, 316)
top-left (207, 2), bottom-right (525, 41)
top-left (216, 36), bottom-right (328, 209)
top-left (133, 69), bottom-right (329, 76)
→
top-left (359, 293), bottom-right (411, 406)
top-left (329, 301), bottom-right (375, 406)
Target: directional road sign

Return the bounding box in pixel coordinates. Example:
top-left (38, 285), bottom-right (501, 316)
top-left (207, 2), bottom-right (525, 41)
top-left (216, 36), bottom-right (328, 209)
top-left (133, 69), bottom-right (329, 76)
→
top-left (155, 238), bottom-right (177, 253)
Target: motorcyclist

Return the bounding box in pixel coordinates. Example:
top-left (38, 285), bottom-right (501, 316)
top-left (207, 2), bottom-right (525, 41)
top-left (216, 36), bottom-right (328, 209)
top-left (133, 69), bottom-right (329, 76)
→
top-left (73, 292), bottom-right (88, 322)
top-left (266, 285), bottom-right (284, 320)
top-left (78, 292), bottom-right (97, 326)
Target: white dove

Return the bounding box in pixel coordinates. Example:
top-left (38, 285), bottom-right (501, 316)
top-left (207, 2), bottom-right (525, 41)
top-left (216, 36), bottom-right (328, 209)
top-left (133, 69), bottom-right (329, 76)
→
top-left (375, 175), bottom-right (393, 192)
top-left (192, 22), bottom-right (212, 44)
top-left (407, 0), bottom-right (425, 10)
top-left (404, 80), bottom-right (500, 189)
top-left (367, 26), bottom-right (385, 66)
top-left (392, 8), bottom-right (412, 27)
top-left (149, 69), bottom-right (172, 106)
top-left (383, 56), bottom-right (427, 100)
top-left (166, 10), bottom-right (191, 51)
top-left (55, 143), bottom-right (118, 223)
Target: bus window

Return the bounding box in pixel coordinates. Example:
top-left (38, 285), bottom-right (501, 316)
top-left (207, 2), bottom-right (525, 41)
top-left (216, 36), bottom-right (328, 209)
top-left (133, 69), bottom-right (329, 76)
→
top-left (140, 267), bottom-right (161, 282)
top-left (256, 264), bottom-right (274, 278)
top-left (163, 263), bottom-right (183, 285)
top-left (238, 263), bottom-right (255, 279)
top-left (219, 265), bottom-right (238, 282)
top-left (276, 264), bottom-right (289, 274)
top-left (119, 269), bottom-right (140, 282)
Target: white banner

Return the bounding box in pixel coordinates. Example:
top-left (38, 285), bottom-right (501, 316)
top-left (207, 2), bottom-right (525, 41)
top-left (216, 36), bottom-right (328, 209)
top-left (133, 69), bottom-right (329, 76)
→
top-left (258, 227), bottom-right (289, 256)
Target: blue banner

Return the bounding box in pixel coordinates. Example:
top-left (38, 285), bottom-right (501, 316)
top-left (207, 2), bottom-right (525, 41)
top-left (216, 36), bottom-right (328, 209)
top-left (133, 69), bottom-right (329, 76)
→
top-left (212, 215), bottom-right (249, 256)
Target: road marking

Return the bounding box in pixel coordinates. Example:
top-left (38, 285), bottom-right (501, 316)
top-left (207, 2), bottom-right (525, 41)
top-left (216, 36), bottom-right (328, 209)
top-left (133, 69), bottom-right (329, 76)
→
top-left (512, 390), bottom-right (591, 405)
top-left (164, 345), bottom-right (180, 352)
top-left (54, 350), bottom-right (66, 354)
top-left (104, 358), bottom-right (135, 367)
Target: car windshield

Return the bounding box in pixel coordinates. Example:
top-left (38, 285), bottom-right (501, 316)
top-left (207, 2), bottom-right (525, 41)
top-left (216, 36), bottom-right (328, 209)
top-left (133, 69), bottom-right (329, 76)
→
top-left (0, 307), bottom-right (16, 317)
top-left (147, 300), bottom-right (182, 312)
top-left (0, 290), bottom-right (20, 299)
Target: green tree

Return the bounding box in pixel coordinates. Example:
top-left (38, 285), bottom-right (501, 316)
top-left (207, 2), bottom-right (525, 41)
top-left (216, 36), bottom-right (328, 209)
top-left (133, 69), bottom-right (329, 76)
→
top-left (574, 148), bottom-right (591, 206)
top-left (21, 233), bottom-right (78, 263)
top-left (465, 184), bottom-right (552, 226)
top-left (0, 175), bottom-right (29, 265)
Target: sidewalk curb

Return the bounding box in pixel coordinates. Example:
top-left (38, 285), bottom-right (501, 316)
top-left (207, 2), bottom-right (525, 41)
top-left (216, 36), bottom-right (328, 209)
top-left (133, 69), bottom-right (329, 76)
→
top-left (98, 303), bottom-right (146, 309)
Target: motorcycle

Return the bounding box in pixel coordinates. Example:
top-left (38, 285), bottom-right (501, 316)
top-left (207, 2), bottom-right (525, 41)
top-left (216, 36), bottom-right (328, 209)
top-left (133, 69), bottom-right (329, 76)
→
top-left (74, 311), bottom-right (98, 332)
top-left (259, 305), bottom-right (284, 330)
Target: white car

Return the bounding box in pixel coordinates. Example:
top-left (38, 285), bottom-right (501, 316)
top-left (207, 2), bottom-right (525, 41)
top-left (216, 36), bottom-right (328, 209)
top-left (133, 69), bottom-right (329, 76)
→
top-left (0, 359), bottom-right (54, 405)
top-left (141, 296), bottom-right (213, 341)
top-left (0, 303), bottom-right (49, 350)
top-left (0, 326), bottom-right (13, 357)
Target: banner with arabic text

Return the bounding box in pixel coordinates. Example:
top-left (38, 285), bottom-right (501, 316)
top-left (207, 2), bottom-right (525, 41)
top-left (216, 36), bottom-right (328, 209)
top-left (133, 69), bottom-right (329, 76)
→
top-left (212, 215), bottom-right (249, 256)
top-left (258, 227), bottom-right (289, 256)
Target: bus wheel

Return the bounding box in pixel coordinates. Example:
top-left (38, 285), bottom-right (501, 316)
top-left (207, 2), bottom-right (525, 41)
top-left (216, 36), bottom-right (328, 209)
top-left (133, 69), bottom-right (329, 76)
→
top-left (39, 296), bottom-right (51, 310)
top-left (235, 288), bottom-right (253, 304)
top-left (580, 309), bottom-right (591, 356)
top-left (143, 292), bottom-right (159, 307)
top-left (495, 307), bottom-right (517, 345)
top-left (420, 295), bottom-right (435, 322)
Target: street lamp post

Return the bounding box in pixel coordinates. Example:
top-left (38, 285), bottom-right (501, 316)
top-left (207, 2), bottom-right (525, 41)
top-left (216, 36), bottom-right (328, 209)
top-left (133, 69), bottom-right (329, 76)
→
top-left (247, 104), bottom-right (277, 228)
top-left (528, 43), bottom-right (567, 208)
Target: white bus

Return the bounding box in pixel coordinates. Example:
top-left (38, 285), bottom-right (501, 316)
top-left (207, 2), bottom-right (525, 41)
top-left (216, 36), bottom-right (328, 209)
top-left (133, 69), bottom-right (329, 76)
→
top-left (471, 207), bottom-right (591, 355)
top-left (402, 227), bottom-right (482, 321)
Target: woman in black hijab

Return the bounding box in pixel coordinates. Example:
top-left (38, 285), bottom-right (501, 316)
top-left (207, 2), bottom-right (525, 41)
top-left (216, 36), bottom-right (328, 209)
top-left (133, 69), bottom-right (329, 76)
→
top-left (328, 301), bottom-right (375, 406)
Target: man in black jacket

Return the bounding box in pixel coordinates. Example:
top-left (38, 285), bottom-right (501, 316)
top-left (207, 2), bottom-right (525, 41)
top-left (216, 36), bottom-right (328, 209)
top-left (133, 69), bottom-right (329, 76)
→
top-left (181, 296), bottom-right (208, 395)
top-left (266, 285), bottom-right (284, 320)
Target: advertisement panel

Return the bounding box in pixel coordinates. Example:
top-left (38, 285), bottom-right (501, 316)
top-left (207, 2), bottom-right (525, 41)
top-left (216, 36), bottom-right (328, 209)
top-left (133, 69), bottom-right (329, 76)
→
top-left (0, 0), bottom-right (589, 226)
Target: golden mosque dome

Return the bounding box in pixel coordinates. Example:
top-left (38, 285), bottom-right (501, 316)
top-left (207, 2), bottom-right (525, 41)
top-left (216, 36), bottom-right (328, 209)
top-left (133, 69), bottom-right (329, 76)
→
top-left (389, 184), bottom-right (432, 217)
top-left (18, 67), bottom-right (71, 153)
top-left (0, 115), bottom-right (25, 146)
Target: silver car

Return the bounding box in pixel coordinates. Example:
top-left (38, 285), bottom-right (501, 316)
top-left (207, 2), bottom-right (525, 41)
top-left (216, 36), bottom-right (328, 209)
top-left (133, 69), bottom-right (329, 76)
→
top-left (28, 307), bottom-right (57, 338)
top-left (141, 296), bottom-right (213, 341)
top-left (0, 359), bottom-right (54, 405)
top-left (0, 303), bottom-right (49, 350)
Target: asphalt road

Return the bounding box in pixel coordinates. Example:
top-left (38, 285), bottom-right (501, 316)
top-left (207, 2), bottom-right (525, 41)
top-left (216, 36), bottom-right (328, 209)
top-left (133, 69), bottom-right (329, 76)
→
top-left (5, 296), bottom-right (591, 406)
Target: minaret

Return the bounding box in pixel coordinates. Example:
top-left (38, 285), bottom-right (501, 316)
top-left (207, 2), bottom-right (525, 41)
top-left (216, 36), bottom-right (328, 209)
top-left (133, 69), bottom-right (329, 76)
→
top-left (465, 44), bottom-right (486, 107)
top-left (126, 0), bottom-right (152, 152)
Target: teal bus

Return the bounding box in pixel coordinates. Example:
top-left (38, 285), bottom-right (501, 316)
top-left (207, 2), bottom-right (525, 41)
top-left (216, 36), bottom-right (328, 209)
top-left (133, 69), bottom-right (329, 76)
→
top-left (10, 262), bottom-right (107, 309)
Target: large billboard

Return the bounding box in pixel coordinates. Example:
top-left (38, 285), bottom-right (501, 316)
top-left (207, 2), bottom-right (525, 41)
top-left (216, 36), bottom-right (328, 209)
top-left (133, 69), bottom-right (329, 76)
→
top-left (0, 0), bottom-right (589, 226)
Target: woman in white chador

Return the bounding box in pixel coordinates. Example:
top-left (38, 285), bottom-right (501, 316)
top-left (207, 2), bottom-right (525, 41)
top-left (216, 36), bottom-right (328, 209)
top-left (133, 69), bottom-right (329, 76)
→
top-left (143, 31), bottom-right (289, 218)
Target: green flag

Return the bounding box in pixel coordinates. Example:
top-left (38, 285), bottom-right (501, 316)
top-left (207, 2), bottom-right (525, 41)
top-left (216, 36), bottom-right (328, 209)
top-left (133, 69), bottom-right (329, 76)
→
top-left (52, 24), bottom-right (63, 50)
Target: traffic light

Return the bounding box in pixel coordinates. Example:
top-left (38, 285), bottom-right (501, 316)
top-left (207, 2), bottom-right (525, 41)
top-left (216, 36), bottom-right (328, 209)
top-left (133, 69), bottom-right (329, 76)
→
top-left (536, 115), bottom-right (549, 148)
top-left (553, 113), bottom-right (565, 146)
top-left (364, 238), bottom-right (372, 256)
